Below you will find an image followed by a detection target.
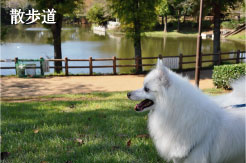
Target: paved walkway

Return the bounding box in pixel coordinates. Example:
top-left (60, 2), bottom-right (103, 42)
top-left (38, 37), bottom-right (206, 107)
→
top-left (1, 70), bottom-right (214, 98)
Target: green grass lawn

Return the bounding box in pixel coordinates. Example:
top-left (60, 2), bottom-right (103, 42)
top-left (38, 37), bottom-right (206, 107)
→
top-left (1, 90), bottom-right (226, 162)
top-left (1, 92), bottom-right (165, 163)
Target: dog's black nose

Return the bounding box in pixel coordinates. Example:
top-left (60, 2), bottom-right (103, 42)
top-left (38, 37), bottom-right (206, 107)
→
top-left (127, 92), bottom-right (131, 98)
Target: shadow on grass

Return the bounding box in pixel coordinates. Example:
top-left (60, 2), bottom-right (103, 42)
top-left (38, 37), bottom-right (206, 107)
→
top-left (1, 98), bottom-right (166, 163)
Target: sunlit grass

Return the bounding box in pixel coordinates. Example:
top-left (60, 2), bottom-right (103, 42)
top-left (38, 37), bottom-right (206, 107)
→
top-left (143, 31), bottom-right (197, 38)
top-left (227, 31), bottom-right (246, 41)
top-left (1, 92), bottom-right (165, 163)
top-left (1, 89), bottom-right (224, 162)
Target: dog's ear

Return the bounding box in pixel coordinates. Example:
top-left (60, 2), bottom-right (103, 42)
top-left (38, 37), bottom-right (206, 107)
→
top-left (156, 59), bottom-right (169, 87)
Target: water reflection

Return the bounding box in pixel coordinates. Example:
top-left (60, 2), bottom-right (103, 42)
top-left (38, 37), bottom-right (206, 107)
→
top-left (1, 24), bottom-right (245, 75)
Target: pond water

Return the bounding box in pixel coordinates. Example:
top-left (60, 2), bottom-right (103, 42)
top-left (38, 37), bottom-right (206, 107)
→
top-left (1, 24), bottom-right (245, 75)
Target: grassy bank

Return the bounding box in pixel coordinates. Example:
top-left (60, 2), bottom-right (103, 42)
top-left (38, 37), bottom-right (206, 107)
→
top-left (1, 90), bottom-right (226, 162)
top-left (108, 27), bottom-right (244, 42)
top-left (226, 30), bottom-right (246, 42)
top-left (143, 30), bottom-right (197, 38)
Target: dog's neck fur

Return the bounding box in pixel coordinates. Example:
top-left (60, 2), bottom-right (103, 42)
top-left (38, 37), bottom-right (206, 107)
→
top-left (148, 70), bottom-right (224, 161)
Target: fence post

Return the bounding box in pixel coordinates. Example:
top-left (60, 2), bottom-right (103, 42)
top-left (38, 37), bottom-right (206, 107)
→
top-left (65, 57), bottom-right (69, 76)
top-left (179, 53), bottom-right (183, 71)
top-left (135, 57), bottom-right (139, 74)
top-left (14, 57), bottom-right (18, 75)
top-left (236, 50), bottom-right (240, 63)
top-left (113, 56), bottom-right (116, 75)
top-left (89, 57), bottom-right (93, 75)
top-left (40, 57), bottom-right (44, 76)
top-left (218, 51), bottom-right (221, 65)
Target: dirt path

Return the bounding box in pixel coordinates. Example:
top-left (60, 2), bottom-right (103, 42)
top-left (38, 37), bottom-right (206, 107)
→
top-left (1, 70), bottom-right (214, 98)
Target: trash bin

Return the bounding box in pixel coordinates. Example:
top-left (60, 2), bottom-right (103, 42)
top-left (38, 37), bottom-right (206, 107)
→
top-left (16, 64), bottom-right (26, 77)
top-left (15, 59), bottom-right (45, 77)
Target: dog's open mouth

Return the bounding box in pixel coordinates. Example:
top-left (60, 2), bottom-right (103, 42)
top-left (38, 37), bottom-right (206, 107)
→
top-left (135, 99), bottom-right (154, 112)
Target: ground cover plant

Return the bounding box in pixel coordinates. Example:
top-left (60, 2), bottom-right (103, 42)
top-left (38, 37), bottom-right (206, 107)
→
top-left (1, 90), bottom-right (226, 162)
top-left (212, 63), bottom-right (246, 89)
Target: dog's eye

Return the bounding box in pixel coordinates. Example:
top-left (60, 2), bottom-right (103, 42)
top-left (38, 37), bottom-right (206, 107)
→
top-left (144, 87), bottom-right (150, 92)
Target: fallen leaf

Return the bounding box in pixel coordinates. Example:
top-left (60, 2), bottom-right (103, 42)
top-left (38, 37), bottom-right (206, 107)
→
top-left (40, 161), bottom-right (48, 163)
top-left (34, 129), bottom-right (39, 134)
top-left (1, 152), bottom-right (10, 160)
top-left (127, 139), bottom-right (131, 147)
top-left (75, 138), bottom-right (84, 145)
top-left (136, 134), bottom-right (149, 139)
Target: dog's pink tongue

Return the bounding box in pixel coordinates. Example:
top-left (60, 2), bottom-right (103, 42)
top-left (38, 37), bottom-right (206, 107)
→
top-left (135, 104), bottom-right (142, 111)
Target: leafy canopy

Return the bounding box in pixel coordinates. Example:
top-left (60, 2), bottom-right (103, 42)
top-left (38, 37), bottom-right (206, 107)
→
top-left (86, 4), bottom-right (109, 25)
top-left (108, 0), bottom-right (159, 38)
top-left (156, 0), bottom-right (171, 16)
top-left (33, 0), bottom-right (83, 15)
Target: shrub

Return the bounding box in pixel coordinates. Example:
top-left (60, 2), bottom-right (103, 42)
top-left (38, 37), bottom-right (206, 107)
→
top-left (212, 63), bottom-right (246, 89)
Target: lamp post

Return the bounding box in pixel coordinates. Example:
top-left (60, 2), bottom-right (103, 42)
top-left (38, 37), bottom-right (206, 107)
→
top-left (195, 0), bottom-right (203, 87)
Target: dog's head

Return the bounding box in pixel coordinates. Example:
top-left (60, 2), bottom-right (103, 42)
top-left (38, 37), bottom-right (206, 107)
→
top-left (127, 59), bottom-right (170, 112)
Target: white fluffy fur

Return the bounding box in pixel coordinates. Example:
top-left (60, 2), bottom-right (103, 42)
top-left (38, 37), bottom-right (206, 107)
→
top-left (128, 60), bottom-right (245, 163)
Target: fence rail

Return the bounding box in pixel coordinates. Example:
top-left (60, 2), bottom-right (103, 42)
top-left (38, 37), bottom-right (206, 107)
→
top-left (1, 50), bottom-right (245, 76)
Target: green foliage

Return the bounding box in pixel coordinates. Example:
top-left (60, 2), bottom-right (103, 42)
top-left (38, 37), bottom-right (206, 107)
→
top-left (86, 4), bottom-right (108, 25)
top-left (203, 0), bottom-right (244, 16)
top-left (108, 0), bottom-right (159, 39)
top-left (0, 25), bottom-right (9, 42)
top-left (212, 63), bottom-right (246, 89)
top-left (221, 17), bottom-right (246, 29)
top-left (33, 0), bottom-right (83, 16)
top-left (156, 0), bottom-right (170, 16)
top-left (179, 0), bottom-right (199, 16)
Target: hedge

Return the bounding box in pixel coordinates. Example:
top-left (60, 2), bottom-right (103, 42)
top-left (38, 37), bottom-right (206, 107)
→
top-left (212, 63), bottom-right (246, 89)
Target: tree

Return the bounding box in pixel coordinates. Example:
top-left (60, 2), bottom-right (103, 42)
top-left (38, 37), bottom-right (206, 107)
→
top-left (34, 0), bottom-right (83, 73)
top-left (204, 0), bottom-right (244, 63)
top-left (156, 0), bottom-right (171, 33)
top-left (179, 0), bottom-right (198, 24)
top-left (107, 0), bottom-right (158, 73)
top-left (86, 4), bottom-right (109, 26)
top-left (168, 0), bottom-right (184, 32)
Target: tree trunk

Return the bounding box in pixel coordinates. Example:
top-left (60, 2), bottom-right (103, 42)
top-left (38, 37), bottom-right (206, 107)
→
top-left (134, 20), bottom-right (142, 73)
top-left (51, 13), bottom-right (63, 73)
top-left (161, 16), bottom-right (164, 27)
top-left (213, 3), bottom-right (221, 65)
top-left (134, 35), bottom-right (142, 73)
top-left (177, 10), bottom-right (180, 32)
top-left (133, 0), bottom-right (142, 73)
top-left (164, 15), bottom-right (167, 33)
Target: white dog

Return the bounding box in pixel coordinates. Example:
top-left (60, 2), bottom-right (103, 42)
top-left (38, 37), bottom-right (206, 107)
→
top-left (127, 59), bottom-right (245, 163)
